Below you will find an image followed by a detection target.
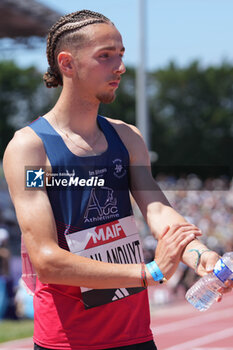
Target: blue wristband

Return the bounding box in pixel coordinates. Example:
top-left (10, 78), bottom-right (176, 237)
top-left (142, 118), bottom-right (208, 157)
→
top-left (146, 261), bottom-right (164, 282)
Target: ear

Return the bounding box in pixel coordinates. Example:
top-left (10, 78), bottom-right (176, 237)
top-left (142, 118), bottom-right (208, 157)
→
top-left (57, 51), bottom-right (74, 78)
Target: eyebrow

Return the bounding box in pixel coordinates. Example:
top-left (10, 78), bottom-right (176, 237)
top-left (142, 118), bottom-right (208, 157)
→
top-left (98, 46), bottom-right (125, 52)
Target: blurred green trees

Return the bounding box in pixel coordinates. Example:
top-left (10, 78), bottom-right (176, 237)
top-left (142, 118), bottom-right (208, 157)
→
top-left (149, 61), bottom-right (233, 166)
top-left (101, 61), bottom-right (233, 170)
top-left (0, 61), bottom-right (59, 159)
top-left (1, 60), bottom-right (233, 169)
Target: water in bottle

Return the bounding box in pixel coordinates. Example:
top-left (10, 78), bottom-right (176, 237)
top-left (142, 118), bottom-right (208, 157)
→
top-left (185, 252), bottom-right (233, 311)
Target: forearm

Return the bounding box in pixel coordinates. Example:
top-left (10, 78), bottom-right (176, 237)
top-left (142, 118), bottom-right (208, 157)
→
top-left (146, 202), bottom-right (208, 273)
top-left (17, 201), bottom-right (158, 290)
top-left (147, 202), bottom-right (188, 239)
top-left (181, 239), bottom-right (211, 270)
top-left (33, 244), bottom-right (158, 288)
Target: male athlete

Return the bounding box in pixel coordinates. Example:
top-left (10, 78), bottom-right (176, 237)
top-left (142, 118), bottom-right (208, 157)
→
top-left (3, 10), bottom-right (232, 350)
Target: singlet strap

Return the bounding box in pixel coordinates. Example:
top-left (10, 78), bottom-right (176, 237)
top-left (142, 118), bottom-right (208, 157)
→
top-left (29, 115), bottom-right (129, 168)
top-left (29, 117), bottom-right (68, 167)
top-left (97, 115), bottom-right (129, 159)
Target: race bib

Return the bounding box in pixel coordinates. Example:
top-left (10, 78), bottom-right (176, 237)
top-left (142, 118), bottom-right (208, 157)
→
top-left (65, 216), bottom-right (144, 309)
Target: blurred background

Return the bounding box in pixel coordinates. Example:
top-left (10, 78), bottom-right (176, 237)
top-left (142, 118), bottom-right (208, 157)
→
top-left (0, 0), bottom-right (233, 343)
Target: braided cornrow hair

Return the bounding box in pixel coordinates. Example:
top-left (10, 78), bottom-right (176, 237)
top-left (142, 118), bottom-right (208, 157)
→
top-left (43, 10), bottom-right (112, 88)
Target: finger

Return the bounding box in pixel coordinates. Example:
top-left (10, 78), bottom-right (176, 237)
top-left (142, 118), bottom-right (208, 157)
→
top-left (169, 226), bottom-right (202, 243)
top-left (218, 286), bottom-right (232, 294)
top-left (171, 223), bottom-right (198, 228)
top-left (173, 233), bottom-right (196, 254)
top-left (224, 280), bottom-right (233, 288)
top-left (201, 252), bottom-right (220, 273)
top-left (160, 225), bottom-right (170, 238)
top-left (174, 224), bottom-right (202, 237)
top-left (166, 223), bottom-right (201, 238)
top-left (216, 294), bottom-right (223, 302)
top-left (175, 231), bottom-right (196, 246)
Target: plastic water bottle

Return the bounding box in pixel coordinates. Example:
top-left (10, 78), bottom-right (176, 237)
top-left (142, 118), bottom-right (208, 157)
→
top-left (185, 252), bottom-right (233, 311)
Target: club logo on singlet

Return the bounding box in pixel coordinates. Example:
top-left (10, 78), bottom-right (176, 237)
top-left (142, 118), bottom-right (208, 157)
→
top-left (84, 187), bottom-right (119, 223)
top-left (112, 159), bottom-right (127, 179)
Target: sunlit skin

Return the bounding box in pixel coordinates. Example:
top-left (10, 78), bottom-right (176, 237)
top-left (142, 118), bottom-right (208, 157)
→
top-left (58, 23), bottom-right (126, 106)
top-left (3, 21), bottom-right (233, 303)
top-left (46, 23), bottom-right (127, 146)
top-left (49, 23), bottom-right (233, 298)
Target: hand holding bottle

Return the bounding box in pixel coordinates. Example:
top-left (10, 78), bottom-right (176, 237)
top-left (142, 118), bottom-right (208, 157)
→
top-left (186, 252), bottom-right (233, 311)
top-left (195, 250), bottom-right (233, 302)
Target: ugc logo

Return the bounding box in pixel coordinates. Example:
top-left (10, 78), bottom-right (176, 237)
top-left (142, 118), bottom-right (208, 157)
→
top-left (26, 168), bottom-right (45, 188)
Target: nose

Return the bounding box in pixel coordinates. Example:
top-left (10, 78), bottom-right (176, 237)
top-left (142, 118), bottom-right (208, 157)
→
top-left (113, 58), bottom-right (126, 75)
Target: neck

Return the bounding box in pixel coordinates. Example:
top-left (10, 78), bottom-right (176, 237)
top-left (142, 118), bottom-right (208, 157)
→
top-left (49, 85), bottom-right (100, 137)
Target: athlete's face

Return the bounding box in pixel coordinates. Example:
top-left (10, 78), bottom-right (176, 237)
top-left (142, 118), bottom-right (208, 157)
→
top-left (71, 23), bottom-right (126, 104)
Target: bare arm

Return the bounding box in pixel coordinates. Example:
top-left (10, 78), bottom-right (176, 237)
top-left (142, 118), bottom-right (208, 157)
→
top-left (110, 119), bottom-right (219, 275)
top-left (3, 128), bottom-right (142, 289)
top-left (3, 127), bottom-right (195, 288)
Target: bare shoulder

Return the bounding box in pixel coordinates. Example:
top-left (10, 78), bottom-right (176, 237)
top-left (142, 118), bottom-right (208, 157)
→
top-left (5, 126), bottom-right (42, 151)
top-left (106, 117), bottom-right (141, 137)
top-left (105, 117), bottom-right (150, 165)
top-left (3, 126), bottom-right (46, 166)
top-left (3, 126), bottom-right (47, 194)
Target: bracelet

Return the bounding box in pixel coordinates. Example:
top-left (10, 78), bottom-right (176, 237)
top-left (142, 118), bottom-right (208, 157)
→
top-left (141, 262), bottom-right (148, 288)
top-left (146, 260), bottom-right (167, 284)
top-left (188, 248), bottom-right (211, 272)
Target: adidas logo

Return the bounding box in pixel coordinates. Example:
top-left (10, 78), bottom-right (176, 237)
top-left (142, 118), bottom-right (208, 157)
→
top-left (112, 288), bottom-right (129, 301)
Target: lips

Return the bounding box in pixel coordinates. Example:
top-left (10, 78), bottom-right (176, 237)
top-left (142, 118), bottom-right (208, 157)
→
top-left (109, 80), bottom-right (120, 88)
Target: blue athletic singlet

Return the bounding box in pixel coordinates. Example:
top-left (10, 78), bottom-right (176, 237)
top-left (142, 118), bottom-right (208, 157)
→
top-left (29, 115), bottom-right (153, 350)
